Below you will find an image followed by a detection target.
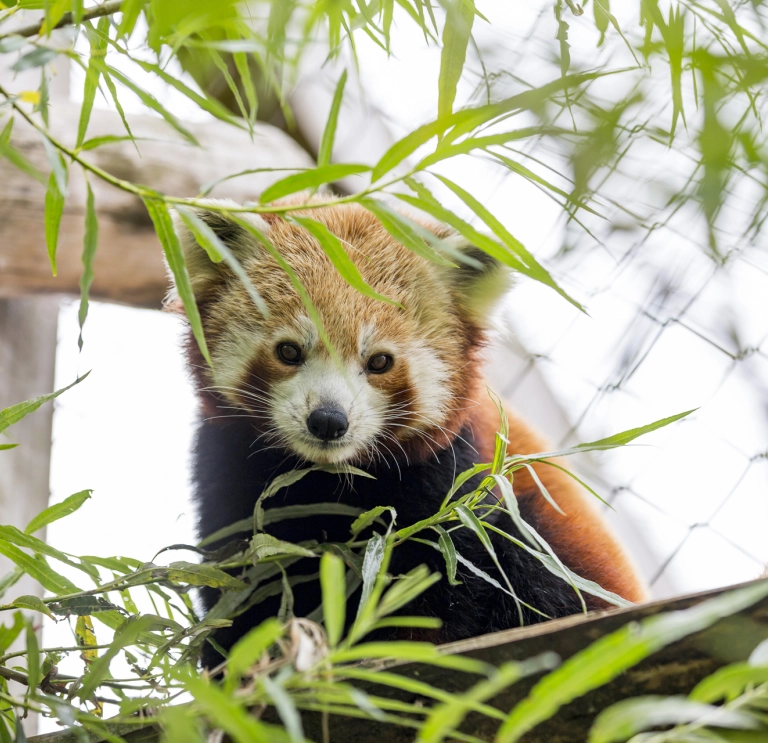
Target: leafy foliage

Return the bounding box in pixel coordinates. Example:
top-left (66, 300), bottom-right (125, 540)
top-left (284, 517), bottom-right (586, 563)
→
top-left (1, 0), bottom-right (767, 740)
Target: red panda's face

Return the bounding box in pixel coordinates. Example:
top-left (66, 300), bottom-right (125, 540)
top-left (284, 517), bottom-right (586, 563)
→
top-left (171, 199), bottom-right (510, 465)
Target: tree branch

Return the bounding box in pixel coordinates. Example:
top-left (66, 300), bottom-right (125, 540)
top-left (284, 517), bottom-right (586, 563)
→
top-left (0, 0), bottom-right (123, 40)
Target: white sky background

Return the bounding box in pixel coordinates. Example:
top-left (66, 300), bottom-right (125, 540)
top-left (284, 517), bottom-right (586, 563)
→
top-left (40, 0), bottom-right (768, 679)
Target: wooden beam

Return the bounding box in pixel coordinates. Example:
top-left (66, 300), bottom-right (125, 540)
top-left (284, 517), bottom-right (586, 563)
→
top-left (0, 104), bottom-right (314, 307)
top-left (25, 578), bottom-right (768, 743)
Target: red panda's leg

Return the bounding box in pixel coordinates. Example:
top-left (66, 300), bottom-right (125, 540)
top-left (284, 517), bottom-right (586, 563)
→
top-left (468, 393), bottom-right (648, 605)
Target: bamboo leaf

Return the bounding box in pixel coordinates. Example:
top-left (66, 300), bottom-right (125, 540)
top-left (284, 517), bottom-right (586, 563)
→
top-left (0, 374), bottom-right (88, 435)
top-left (0, 119), bottom-right (46, 183)
top-left (78, 181), bottom-right (98, 350)
top-left (25, 489), bottom-right (92, 534)
top-left (261, 676), bottom-right (304, 743)
top-left (76, 18), bottom-right (107, 149)
top-left (358, 198), bottom-right (458, 266)
top-left (433, 525), bottom-right (461, 585)
top-left (0, 541), bottom-right (79, 595)
top-left (165, 562), bottom-right (246, 589)
top-left (226, 618), bottom-right (283, 685)
top-left (438, 0), bottom-right (475, 121)
top-left (175, 206), bottom-right (268, 316)
top-left (75, 615), bottom-right (99, 662)
top-left (318, 70), bottom-right (347, 167)
top-left (181, 671), bottom-right (294, 743)
top-left (321, 552), bottom-right (346, 647)
top-left (259, 163), bottom-right (370, 203)
top-left (25, 620), bottom-right (40, 692)
top-left (355, 532), bottom-right (386, 622)
top-left (95, 61), bottom-right (199, 145)
top-left (588, 696), bottom-right (759, 743)
top-left (690, 664), bottom-right (768, 704)
top-left (44, 165), bottom-right (66, 276)
top-left (350, 506), bottom-right (395, 538)
top-left (10, 595), bottom-right (54, 620)
top-left (79, 615), bottom-right (158, 701)
top-left (496, 580), bottom-right (768, 742)
top-left (574, 409), bottom-right (697, 450)
top-left (143, 197), bottom-right (211, 366)
top-left (433, 174), bottom-right (583, 311)
top-left (290, 215), bottom-right (398, 305)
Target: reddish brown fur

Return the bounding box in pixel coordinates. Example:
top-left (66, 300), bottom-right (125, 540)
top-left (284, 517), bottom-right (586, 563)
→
top-left (173, 197), bottom-right (647, 604)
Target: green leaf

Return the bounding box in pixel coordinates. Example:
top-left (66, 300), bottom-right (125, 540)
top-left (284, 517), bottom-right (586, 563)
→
top-left (44, 166), bottom-right (66, 276)
top-left (10, 594), bottom-right (54, 620)
top-left (290, 215), bottom-right (398, 306)
top-left (433, 526), bottom-right (461, 585)
top-left (254, 467), bottom-right (316, 531)
top-left (79, 616), bottom-right (158, 701)
top-left (437, 0), bottom-right (475, 120)
top-left (330, 641), bottom-right (493, 675)
top-left (165, 562), bottom-right (246, 589)
top-left (25, 620), bottom-right (40, 692)
top-left (226, 618), bottom-right (283, 685)
top-left (321, 552), bottom-right (346, 647)
top-left (143, 197), bottom-right (211, 365)
top-left (377, 565), bottom-right (441, 616)
top-left (247, 534), bottom-right (317, 562)
top-left (350, 506), bottom-right (395, 538)
top-left (0, 374), bottom-right (88, 435)
top-left (0, 541), bottom-right (79, 594)
top-left (175, 206), bottom-right (268, 316)
top-left (690, 664), bottom-right (768, 704)
top-left (158, 705), bottom-right (204, 743)
top-left (433, 173), bottom-right (583, 311)
top-left (181, 670), bottom-right (293, 743)
top-left (231, 215), bottom-right (338, 363)
top-left (0, 444), bottom-right (18, 451)
top-left (78, 181), bottom-right (98, 349)
top-left (0, 119), bottom-right (46, 183)
top-left (261, 676), bottom-right (304, 743)
top-left (259, 163), bottom-right (371, 203)
top-left (318, 70), bottom-right (347, 167)
top-left (356, 532), bottom-right (386, 622)
top-left (495, 580), bottom-right (768, 742)
top-left (574, 409), bottom-right (697, 450)
top-left (0, 524), bottom-right (97, 580)
top-left (76, 18), bottom-right (108, 149)
top-left (594, 0), bottom-right (610, 45)
top-left (358, 198), bottom-right (457, 266)
top-left (24, 490), bottom-right (93, 534)
top-left (10, 46), bottom-right (58, 72)
top-left (588, 695), bottom-right (759, 743)
top-left (128, 56), bottom-right (244, 129)
top-left (94, 61), bottom-right (199, 145)
top-left (117, 0), bottom-right (145, 38)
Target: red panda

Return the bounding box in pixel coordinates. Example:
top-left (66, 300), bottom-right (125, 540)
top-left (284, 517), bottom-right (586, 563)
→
top-left (169, 197), bottom-right (647, 668)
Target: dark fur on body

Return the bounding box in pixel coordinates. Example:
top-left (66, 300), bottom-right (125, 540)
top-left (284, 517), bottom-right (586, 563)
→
top-left (195, 416), bottom-right (595, 669)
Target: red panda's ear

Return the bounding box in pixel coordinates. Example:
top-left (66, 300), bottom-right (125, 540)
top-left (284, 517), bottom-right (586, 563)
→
top-left (439, 236), bottom-right (513, 326)
top-left (168, 199), bottom-right (270, 300)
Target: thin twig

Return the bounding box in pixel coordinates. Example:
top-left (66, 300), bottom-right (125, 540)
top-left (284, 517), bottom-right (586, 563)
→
top-left (0, 0), bottom-right (124, 40)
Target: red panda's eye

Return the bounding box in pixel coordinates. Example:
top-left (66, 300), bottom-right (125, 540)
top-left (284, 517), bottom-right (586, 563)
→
top-left (277, 343), bottom-right (302, 365)
top-left (367, 354), bottom-right (393, 374)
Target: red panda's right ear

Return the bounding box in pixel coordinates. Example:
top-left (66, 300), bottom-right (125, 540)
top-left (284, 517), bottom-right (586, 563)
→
top-left (168, 199), bottom-right (270, 300)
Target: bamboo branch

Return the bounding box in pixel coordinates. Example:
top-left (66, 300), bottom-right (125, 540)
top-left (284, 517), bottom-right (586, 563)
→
top-left (0, 0), bottom-right (124, 40)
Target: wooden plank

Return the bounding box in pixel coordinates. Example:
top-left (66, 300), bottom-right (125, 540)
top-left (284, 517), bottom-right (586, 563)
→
top-left (0, 104), bottom-right (314, 307)
top-left (26, 578), bottom-right (768, 743)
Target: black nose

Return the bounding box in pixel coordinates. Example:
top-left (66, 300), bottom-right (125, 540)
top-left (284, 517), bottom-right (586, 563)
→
top-left (307, 407), bottom-right (349, 441)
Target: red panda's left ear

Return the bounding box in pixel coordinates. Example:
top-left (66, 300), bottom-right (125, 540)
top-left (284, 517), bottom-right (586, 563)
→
top-left (439, 236), bottom-right (513, 326)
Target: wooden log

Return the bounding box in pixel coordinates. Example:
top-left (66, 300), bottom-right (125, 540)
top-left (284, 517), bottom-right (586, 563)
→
top-left (26, 578), bottom-right (768, 743)
top-left (0, 104), bottom-right (314, 307)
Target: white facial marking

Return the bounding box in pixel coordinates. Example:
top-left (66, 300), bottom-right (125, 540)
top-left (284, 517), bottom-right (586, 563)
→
top-left (270, 357), bottom-right (388, 463)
